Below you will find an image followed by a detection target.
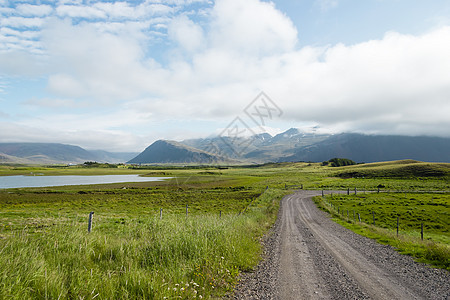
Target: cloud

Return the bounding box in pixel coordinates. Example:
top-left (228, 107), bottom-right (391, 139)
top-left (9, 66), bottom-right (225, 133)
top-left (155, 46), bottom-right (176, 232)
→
top-left (56, 5), bottom-right (107, 19)
top-left (2, 0), bottom-right (450, 152)
top-left (168, 15), bottom-right (205, 53)
top-left (0, 16), bottom-right (46, 28)
top-left (40, 1), bottom-right (450, 139)
top-left (210, 0), bottom-right (298, 56)
top-left (16, 4), bottom-right (53, 17)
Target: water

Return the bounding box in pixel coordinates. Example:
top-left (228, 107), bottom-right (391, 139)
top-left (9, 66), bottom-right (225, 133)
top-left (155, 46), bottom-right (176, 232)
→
top-left (0, 175), bottom-right (169, 189)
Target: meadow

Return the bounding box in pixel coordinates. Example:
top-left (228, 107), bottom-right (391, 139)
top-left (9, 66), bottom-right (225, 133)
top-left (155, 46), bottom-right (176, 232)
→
top-left (0, 160), bottom-right (449, 298)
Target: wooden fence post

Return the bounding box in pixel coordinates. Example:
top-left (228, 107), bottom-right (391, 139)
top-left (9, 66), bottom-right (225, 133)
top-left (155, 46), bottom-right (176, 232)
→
top-left (322, 190), bottom-right (324, 197)
top-left (397, 216), bottom-right (399, 237)
top-left (160, 208), bottom-right (162, 220)
top-left (88, 212), bottom-right (94, 233)
top-left (358, 213), bottom-right (361, 222)
top-left (347, 188), bottom-right (350, 195)
top-left (355, 187), bottom-right (357, 195)
top-left (220, 210), bottom-right (222, 218)
top-left (421, 223), bottom-right (424, 240)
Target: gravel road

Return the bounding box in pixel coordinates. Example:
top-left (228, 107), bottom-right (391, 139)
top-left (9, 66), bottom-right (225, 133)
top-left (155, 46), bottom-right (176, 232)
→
top-left (231, 190), bottom-right (450, 299)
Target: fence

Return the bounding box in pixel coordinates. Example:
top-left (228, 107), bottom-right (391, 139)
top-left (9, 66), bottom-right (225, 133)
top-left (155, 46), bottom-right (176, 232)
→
top-left (86, 186), bottom-right (270, 232)
top-left (317, 189), bottom-right (450, 241)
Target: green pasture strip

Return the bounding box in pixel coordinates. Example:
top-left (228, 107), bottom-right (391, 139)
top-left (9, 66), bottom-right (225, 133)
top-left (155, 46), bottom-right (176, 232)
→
top-left (313, 194), bottom-right (450, 270)
top-left (0, 170), bottom-right (286, 299)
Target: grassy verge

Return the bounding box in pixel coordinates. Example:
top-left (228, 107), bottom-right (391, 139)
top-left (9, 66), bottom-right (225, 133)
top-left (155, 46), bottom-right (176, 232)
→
top-left (313, 195), bottom-right (450, 270)
top-left (0, 174), bottom-right (285, 299)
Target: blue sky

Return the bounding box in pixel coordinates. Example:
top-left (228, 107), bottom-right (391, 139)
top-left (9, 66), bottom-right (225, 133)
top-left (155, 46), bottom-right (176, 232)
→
top-left (1, 0), bottom-right (450, 152)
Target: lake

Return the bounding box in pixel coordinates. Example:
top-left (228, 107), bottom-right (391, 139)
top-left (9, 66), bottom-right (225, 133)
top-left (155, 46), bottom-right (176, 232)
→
top-left (0, 175), bottom-right (169, 189)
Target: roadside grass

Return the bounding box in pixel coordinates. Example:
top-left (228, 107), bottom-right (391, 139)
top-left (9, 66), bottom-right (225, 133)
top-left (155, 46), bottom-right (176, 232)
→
top-left (1, 161), bottom-right (449, 298)
top-left (313, 194), bottom-right (450, 270)
top-left (0, 172), bottom-right (286, 299)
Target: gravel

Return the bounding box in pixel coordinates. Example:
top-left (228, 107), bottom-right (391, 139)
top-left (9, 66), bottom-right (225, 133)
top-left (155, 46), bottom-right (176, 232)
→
top-left (229, 190), bottom-right (450, 300)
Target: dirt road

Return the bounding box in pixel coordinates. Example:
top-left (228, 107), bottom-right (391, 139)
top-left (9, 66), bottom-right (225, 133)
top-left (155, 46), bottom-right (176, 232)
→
top-left (232, 190), bottom-right (450, 299)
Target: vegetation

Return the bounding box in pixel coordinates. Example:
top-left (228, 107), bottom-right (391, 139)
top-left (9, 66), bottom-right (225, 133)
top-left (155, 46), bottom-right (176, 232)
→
top-left (0, 160), bottom-right (449, 298)
top-left (314, 193), bottom-right (450, 269)
top-left (322, 157), bottom-right (357, 167)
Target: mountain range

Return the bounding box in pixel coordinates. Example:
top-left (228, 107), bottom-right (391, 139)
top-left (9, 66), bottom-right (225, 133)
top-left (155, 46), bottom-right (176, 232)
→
top-left (1, 129), bottom-right (449, 165)
top-left (127, 129), bottom-right (450, 164)
top-left (0, 143), bottom-right (137, 165)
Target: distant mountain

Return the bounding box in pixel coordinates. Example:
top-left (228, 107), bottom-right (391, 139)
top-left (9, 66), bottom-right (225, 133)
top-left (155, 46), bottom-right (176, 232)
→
top-left (88, 150), bottom-right (139, 164)
top-left (0, 143), bottom-right (95, 164)
top-left (181, 128), bottom-right (330, 163)
top-left (127, 140), bottom-right (235, 164)
top-left (4, 130), bottom-right (449, 165)
top-left (0, 143), bottom-right (138, 164)
top-left (280, 133), bottom-right (450, 163)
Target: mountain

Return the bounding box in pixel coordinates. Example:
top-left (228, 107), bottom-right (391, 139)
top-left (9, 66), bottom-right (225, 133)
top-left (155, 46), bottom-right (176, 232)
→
top-left (4, 130), bottom-right (450, 165)
top-left (181, 128), bottom-right (330, 163)
top-left (127, 140), bottom-right (235, 164)
top-left (0, 143), bottom-right (95, 164)
top-left (0, 143), bottom-right (139, 164)
top-left (280, 133), bottom-right (450, 163)
top-left (88, 150), bottom-right (139, 164)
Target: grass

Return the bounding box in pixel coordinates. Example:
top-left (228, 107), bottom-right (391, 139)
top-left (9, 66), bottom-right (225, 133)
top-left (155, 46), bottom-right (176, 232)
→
top-left (313, 193), bottom-right (450, 270)
top-left (0, 161), bottom-right (449, 298)
top-left (0, 170), bottom-right (286, 299)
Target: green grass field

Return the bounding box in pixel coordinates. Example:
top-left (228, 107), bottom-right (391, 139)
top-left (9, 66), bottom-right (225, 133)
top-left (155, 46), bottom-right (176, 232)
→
top-left (0, 161), bottom-right (449, 298)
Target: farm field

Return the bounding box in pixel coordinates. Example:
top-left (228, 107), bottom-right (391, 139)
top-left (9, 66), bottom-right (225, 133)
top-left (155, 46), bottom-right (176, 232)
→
top-left (0, 160), bottom-right (449, 298)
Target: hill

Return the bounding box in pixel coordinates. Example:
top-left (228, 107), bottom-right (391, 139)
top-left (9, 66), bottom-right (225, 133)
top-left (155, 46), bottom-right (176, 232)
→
top-left (0, 143), bottom-right (138, 164)
top-left (127, 140), bottom-right (234, 164)
top-left (280, 134), bottom-right (450, 163)
top-left (182, 128), bottom-right (330, 163)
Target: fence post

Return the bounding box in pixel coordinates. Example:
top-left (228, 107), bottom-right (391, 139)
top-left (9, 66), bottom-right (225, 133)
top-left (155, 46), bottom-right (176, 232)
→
top-left (421, 223), bottom-right (424, 240)
top-left (358, 213), bottom-right (361, 222)
top-left (220, 210), bottom-right (222, 218)
top-left (347, 188), bottom-right (350, 195)
top-left (88, 212), bottom-right (94, 233)
top-left (377, 187), bottom-right (380, 193)
top-left (301, 184), bottom-right (303, 189)
top-left (160, 208), bottom-right (162, 220)
top-left (322, 190), bottom-right (324, 197)
top-left (355, 187), bottom-right (357, 195)
top-left (285, 183), bottom-right (287, 189)
top-left (372, 211), bottom-right (375, 225)
top-left (347, 210), bottom-right (349, 218)
top-left (397, 216), bottom-right (399, 237)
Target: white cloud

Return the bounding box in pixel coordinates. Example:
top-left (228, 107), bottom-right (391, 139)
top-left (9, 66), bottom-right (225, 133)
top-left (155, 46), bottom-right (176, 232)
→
top-left (2, 0), bottom-right (450, 152)
top-left (0, 16), bottom-right (46, 28)
top-left (210, 0), bottom-right (298, 56)
top-left (56, 5), bottom-right (106, 19)
top-left (168, 15), bottom-right (205, 53)
top-left (16, 4), bottom-right (53, 17)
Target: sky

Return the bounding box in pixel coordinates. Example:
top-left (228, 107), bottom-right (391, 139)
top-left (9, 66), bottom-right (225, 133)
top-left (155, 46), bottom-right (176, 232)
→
top-left (1, 0), bottom-right (450, 152)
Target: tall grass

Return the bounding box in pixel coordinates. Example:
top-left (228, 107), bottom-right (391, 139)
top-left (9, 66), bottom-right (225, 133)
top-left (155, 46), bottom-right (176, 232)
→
top-left (313, 195), bottom-right (450, 270)
top-left (0, 189), bottom-right (283, 299)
